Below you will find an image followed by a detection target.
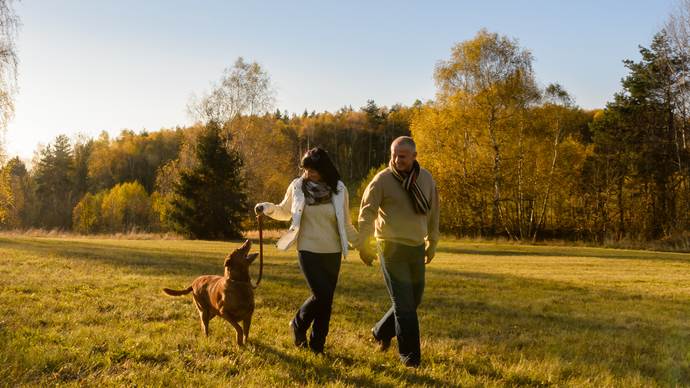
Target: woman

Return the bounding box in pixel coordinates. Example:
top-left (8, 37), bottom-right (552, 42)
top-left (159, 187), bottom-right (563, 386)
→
top-left (254, 147), bottom-right (358, 354)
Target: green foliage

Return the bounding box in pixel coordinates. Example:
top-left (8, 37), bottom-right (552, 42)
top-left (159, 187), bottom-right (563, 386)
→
top-left (4, 157), bottom-right (34, 228)
top-left (151, 159), bottom-right (183, 232)
top-left (32, 135), bottom-right (76, 229)
top-left (168, 122), bottom-right (248, 240)
top-left (586, 31), bottom-right (689, 241)
top-left (100, 181), bottom-right (152, 233)
top-left (72, 182), bottom-right (153, 234)
top-left (0, 165), bottom-right (12, 225)
top-left (355, 163), bottom-right (387, 204)
top-left (72, 192), bottom-right (105, 234)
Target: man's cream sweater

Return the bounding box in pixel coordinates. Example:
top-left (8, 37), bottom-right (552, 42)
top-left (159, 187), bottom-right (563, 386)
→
top-left (358, 167), bottom-right (440, 258)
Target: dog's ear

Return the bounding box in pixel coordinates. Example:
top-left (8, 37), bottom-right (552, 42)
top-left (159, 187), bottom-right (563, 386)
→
top-left (224, 256), bottom-right (232, 267)
top-left (246, 252), bottom-right (259, 264)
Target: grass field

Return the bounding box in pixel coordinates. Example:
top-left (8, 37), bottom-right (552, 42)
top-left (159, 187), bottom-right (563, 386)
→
top-left (0, 235), bottom-right (689, 387)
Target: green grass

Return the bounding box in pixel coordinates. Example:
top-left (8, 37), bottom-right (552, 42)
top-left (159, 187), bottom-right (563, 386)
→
top-left (0, 236), bottom-right (688, 387)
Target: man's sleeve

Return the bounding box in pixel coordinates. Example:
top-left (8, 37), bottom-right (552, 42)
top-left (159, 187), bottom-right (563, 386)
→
top-left (357, 175), bottom-right (383, 244)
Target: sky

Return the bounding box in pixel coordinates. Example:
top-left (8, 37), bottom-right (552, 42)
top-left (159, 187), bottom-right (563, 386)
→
top-left (3, 0), bottom-right (678, 161)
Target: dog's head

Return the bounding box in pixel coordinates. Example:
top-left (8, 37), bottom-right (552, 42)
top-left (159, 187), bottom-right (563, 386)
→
top-left (223, 239), bottom-right (259, 282)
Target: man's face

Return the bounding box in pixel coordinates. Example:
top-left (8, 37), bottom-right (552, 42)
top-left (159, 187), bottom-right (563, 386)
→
top-left (391, 144), bottom-right (416, 172)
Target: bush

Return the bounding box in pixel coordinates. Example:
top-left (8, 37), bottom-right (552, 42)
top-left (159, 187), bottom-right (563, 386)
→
top-left (73, 182), bottom-right (153, 234)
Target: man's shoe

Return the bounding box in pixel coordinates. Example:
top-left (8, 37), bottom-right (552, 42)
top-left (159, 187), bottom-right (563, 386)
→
top-left (370, 328), bottom-right (391, 352)
top-left (289, 319), bottom-right (307, 348)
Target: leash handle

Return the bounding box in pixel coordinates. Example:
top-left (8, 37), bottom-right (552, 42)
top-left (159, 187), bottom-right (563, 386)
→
top-left (253, 214), bottom-right (264, 288)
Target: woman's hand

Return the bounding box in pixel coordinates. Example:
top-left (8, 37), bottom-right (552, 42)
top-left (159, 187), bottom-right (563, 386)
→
top-left (358, 237), bottom-right (376, 266)
top-left (254, 203), bottom-right (264, 215)
top-left (359, 250), bottom-right (375, 266)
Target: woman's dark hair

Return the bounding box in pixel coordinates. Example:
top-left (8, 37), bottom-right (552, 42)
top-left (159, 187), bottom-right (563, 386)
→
top-left (300, 147), bottom-right (340, 194)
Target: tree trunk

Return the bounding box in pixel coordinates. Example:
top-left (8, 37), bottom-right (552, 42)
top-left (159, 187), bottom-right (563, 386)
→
top-left (533, 119), bottom-right (561, 242)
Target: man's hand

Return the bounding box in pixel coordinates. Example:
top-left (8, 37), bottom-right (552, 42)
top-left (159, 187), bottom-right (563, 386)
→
top-left (424, 245), bottom-right (435, 265)
top-left (254, 203), bottom-right (264, 215)
top-left (359, 249), bottom-right (375, 266)
top-left (358, 237), bottom-right (376, 266)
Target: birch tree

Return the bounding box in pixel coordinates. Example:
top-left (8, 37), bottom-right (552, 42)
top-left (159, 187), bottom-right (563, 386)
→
top-left (433, 29), bottom-right (540, 235)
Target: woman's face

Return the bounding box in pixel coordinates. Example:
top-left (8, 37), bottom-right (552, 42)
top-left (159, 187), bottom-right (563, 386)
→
top-left (304, 168), bottom-right (322, 182)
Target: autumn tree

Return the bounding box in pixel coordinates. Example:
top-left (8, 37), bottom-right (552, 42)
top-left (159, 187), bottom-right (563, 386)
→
top-left (0, 163), bottom-right (10, 226)
top-left (87, 129), bottom-right (183, 192)
top-left (0, 157), bottom-right (31, 228)
top-left (418, 30), bottom-right (540, 236)
top-left (188, 57), bottom-right (275, 126)
top-left (100, 181), bottom-right (152, 233)
top-left (72, 192), bottom-right (105, 234)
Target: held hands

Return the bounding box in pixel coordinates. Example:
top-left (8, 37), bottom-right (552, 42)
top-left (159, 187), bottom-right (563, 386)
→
top-left (359, 249), bottom-right (375, 266)
top-left (358, 238), bottom-right (376, 266)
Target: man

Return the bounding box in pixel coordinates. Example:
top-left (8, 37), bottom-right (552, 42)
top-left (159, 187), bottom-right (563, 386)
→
top-left (358, 136), bottom-right (440, 367)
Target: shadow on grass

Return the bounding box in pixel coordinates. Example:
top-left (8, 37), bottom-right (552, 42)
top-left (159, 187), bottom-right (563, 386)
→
top-left (0, 237), bottom-right (274, 278)
top-left (250, 340), bottom-right (445, 387)
top-left (420, 269), bottom-right (690, 384)
top-left (438, 245), bottom-right (690, 264)
top-left (0, 236), bottom-right (387, 292)
top-left (3, 236), bottom-right (688, 385)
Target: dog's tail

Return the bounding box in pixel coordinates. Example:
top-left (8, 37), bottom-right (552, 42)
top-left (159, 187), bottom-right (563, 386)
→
top-left (162, 286), bottom-right (193, 296)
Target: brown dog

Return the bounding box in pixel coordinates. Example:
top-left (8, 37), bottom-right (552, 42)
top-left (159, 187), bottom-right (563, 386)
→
top-left (163, 240), bottom-right (258, 345)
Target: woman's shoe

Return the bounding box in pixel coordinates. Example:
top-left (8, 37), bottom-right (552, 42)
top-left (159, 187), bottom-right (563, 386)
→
top-left (289, 319), bottom-right (308, 348)
top-left (371, 328), bottom-right (391, 352)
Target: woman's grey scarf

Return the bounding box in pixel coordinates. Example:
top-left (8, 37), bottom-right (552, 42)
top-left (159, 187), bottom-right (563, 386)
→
top-left (302, 179), bottom-right (332, 205)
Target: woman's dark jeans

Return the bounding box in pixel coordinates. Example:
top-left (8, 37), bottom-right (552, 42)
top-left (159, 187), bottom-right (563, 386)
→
top-left (292, 250), bottom-right (342, 352)
top-left (372, 241), bottom-right (425, 366)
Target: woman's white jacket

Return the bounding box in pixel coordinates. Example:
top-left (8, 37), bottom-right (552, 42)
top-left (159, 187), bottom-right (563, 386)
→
top-left (257, 177), bottom-right (359, 257)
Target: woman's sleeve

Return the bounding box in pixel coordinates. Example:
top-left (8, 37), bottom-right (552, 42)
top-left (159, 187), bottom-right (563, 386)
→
top-left (260, 184), bottom-right (293, 222)
top-left (343, 188), bottom-right (359, 247)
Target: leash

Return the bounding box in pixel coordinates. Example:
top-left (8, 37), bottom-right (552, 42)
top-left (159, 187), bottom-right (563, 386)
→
top-left (252, 214), bottom-right (264, 289)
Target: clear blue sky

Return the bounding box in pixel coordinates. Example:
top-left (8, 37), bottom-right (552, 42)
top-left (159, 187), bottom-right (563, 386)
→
top-left (5, 0), bottom-right (676, 160)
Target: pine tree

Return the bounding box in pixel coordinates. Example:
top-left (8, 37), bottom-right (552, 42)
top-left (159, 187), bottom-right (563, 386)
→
top-left (33, 135), bottom-right (75, 229)
top-left (589, 31), bottom-right (685, 239)
top-left (169, 121), bottom-right (247, 240)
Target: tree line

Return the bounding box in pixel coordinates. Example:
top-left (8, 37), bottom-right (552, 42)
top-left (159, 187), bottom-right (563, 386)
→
top-left (0, 96), bottom-right (413, 238)
top-left (2, 10), bottom-right (690, 243)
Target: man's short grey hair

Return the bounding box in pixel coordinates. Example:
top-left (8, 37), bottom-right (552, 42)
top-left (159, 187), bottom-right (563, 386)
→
top-left (391, 136), bottom-right (416, 153)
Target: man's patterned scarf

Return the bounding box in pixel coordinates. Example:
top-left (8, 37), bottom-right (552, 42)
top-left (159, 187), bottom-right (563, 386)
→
top-left (389, 160), bottom-right (430, 214)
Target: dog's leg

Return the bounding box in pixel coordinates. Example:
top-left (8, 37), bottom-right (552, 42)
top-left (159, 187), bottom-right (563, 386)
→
top-left (200, 311), bottom-right (211, 337)
top-left (228, 320), bottom-right (244, 346)
top-left (193, 297), bottom-right (211, 337)
top-left (242, 317), bottom-right (251, 344)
